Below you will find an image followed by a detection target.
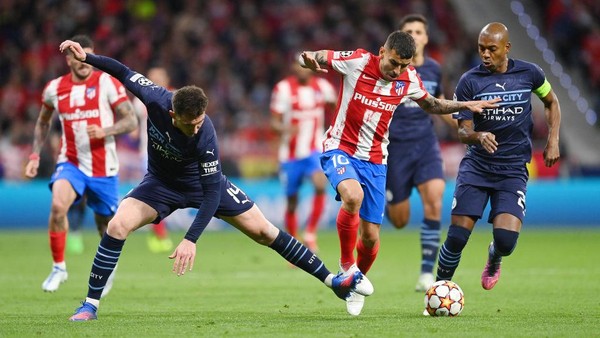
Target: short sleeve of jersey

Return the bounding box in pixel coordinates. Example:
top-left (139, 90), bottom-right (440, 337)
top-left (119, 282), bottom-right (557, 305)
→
top-left (99, 73), bottom-right (129, 109)
top-left (328, 49), bottom-right (367, 76)
top-left (530, 62), bottom-right (552, 98)
top-left (453, 74), bottom-right (474, 120)
top-left (41, 79), bottom-right (57, 110)
top-left (405, 70), bottom-right (429, 102)
top-left (270, 81), bottom-right (289, 115)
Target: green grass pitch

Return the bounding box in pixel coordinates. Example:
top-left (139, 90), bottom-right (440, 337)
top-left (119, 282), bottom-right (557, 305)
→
top-left (0, 228), bottom-right (598, 337)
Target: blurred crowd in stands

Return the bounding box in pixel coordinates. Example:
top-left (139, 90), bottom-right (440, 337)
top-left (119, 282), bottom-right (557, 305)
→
top-left (0, 0), bottom-right (596, 181)
top-left (539, 0), bottom-right (600, 117)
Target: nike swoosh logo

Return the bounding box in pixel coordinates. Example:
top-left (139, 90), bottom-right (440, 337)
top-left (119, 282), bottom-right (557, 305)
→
top-left (361, 74), bottom-right (375, 81)
top-left (58, 94), bottom-right (69, 100)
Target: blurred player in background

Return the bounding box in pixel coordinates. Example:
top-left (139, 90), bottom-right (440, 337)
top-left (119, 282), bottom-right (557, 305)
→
top-left (300, 31), bottom-right (499, 316)
top-left (435, 22), bottom-right (561, 291)
top-left (385, 14), bottom-right (457, 292)
top-left (132, 67), bottom-right (174, 253)
top-left (24, 35), bottom-right (138, 294)
top-left (270, 60), bottom-right (336, 252)
top-left (59, 40), bottom-right (373, 321)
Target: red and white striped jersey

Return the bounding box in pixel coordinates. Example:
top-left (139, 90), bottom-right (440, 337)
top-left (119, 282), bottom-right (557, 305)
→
top-left (270, 75), bottom-right (336, 162)
top-left (42, 70), bottom-right (129, 177)
top-left (323, 49), bottom-right (428, 164)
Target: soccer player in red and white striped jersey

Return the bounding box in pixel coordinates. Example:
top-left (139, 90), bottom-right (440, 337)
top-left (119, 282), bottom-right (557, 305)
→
top-left (24, 35), bottom-right (138, 294)
top-left (300, 30), bottom-right (499, 316)
top-left (270, 62), bottom-right (336, 252)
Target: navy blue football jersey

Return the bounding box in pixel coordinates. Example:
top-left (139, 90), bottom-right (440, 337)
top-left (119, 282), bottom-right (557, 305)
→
top-left (85, 54), bottom-right (222, 241)
top-left (389, 57), bottom-right (443, 143)
top-left (454, 59), bottom-right (546, 166)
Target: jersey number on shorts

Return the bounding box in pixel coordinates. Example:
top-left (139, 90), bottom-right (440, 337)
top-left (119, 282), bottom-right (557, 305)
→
top-left (227, 183), bottom-right (251, 204)
top-left (517, 190), bottom-right (526, 215)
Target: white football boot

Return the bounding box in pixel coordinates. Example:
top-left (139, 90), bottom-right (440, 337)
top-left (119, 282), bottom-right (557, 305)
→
top-left (415, 272), bottom-right (435, 292)
top-left (42, 264), bottom-right (68, 292)
top-left (340, 263), bottom-right (374, 316)
top-left (100, 264), bottom-right (118, 298)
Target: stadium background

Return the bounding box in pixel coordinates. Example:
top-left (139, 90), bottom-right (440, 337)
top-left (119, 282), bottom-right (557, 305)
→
top-left (0, 0), bottom-right (599, 229)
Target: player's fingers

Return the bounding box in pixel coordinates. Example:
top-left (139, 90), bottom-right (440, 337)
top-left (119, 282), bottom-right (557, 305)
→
top-left (178, 256), bottom-right (189, 276)
top-left (188, 256), bottom-right (194, 271)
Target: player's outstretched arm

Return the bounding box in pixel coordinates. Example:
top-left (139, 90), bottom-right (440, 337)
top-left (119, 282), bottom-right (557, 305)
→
top-left (457, 119), bottom-right (498, 154)
top-left (540, 89), bottom-right (561, 167)
top-left (299, 51), bottom-right (329, 74)
top-left (417, 96), bottom-right (500, 115)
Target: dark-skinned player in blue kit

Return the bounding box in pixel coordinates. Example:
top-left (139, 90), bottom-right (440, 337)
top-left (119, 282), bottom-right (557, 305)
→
top-left (435, 22), bottom-right (561, 295)
top-left (59, 39), bottom-right (373, 322)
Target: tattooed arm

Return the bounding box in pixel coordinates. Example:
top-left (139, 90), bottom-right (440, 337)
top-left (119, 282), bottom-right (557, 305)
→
top-left (86, 100), bottom-right (138, 139)
top-left (416, 95), bottom-right (501, 115)
top-left (299, 51), bottom-right (330, 74)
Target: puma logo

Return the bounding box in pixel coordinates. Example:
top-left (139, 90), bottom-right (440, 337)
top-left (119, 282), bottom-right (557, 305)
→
top-left (165, 132), bottom-right (172, 143)
top-left (495, 82), bottom-right (506, 91)
top-left (206, 149), bottom-right (215, 156)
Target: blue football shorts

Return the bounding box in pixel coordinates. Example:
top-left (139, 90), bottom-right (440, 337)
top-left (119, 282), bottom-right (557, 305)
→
top-left (386, 137), bottom-right (444, 204)
top-left (320, 149), bottom-right (387, 224)
top-left (451, 158), bottom-right (528, 223)
top-left (279, 151), bottom-right (322, 196)
top-left (49, 162), bottom-right (119, 217)
top-left (126, 174), bottom-right (254, 224)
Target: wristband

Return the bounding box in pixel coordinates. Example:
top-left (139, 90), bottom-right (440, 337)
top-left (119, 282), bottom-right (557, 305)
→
top-left (29, 153), bottom-right (40, 161)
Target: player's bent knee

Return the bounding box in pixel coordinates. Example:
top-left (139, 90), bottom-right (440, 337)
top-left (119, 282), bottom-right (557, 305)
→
top-left (106, 219), bottom-right (131, 240)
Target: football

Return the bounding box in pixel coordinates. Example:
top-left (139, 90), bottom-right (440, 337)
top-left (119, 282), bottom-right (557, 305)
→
top-left (424, 280), bottom-right (465, 316)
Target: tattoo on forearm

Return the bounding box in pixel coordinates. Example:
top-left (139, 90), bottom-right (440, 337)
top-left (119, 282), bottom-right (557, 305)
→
top-left (110, 102), bottom-right (137, 135)
top-left (316, 52), bottom-right (328, 67)
top-left (422, 96), bottom-right (463, 115)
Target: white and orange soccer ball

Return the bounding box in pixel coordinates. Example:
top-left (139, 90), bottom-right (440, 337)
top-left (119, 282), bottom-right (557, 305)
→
top-left (424, 280), bottom-right (465, 317)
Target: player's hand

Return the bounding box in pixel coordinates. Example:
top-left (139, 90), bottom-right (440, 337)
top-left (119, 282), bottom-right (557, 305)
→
top-left (87, 125), bottom-right (107, 139)
top-left (169, 239), bottom-right (196, 276)
top-left (477, 132), bottom-right (498, 154)
top-left (59, 40), bottom-right (87, 61)
top-left (301, 52), bottom-right (328, 74)
top-left (468, 97), bottom-right (501, 113)
top-left (543, 142), bottom-right (560, 167)
top-left (24, 160), bottom-right (39, 178)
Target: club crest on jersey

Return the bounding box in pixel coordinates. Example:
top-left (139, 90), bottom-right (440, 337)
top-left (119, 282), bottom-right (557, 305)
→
top-left (394, 81), bottom-right (405, 95)
top-left (86, 87), bottom-right (97, 100)
top-left (336, 166), bottom-right (346, 175)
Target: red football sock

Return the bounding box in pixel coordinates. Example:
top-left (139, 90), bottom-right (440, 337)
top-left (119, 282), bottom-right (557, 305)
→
top-left (285, 210), bottom-right (298, 238)
top-left (337, 208), bottom-right (359, 270)
top-left (152, 220), bottom-right (168, 239)
top-left (49, 231), bottom-right (66, 263)
top-left (357, 239), bottom-right (380, 275)
top-left (305, 193), bottom-right (325, 234)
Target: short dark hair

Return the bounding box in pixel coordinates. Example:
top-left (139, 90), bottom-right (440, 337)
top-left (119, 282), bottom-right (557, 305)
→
top-left (384, 31), bottom-right (416, 59)
top-left (398, 14), bottom-right (428, 31)
top-left (70, 35), bottom-right (94, 49)
top-left (172, 86), bottom-right (208, 118)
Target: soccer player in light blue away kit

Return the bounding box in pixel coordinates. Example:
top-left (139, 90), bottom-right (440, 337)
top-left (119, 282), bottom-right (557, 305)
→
top-left (435, 22), bottom-right (561, 291)
top-left (59, 40), bottom-right (373, 322)
top-left (385, 14), bottom-right (457, 292)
